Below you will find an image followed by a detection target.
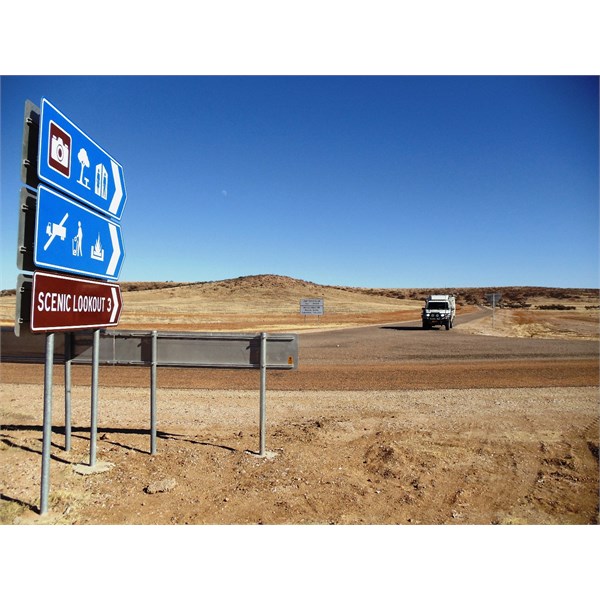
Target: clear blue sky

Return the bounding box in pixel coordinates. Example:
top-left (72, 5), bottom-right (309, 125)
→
top-left (1, 75), bottom-right (598, 290)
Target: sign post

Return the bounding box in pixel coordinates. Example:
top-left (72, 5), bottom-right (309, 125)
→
top-left (40, 332), bottom-right (54, 516)
top-left (90, 329), bottom-right (100, 467)
top-left (486, 292), bottom-right (502, 328)
top-left (17, 97), bottom-right (127, 515)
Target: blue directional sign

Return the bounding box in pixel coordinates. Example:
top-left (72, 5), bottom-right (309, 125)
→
top-left (34, 185), bottom-right (125, 281)
top-left (37, 98), bottom-right (127, 220)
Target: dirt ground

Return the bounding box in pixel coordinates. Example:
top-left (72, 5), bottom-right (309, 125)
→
top-left (1, 303), bottom-right (598, 526)
top-left (1, 382), bottom-right (597, 526)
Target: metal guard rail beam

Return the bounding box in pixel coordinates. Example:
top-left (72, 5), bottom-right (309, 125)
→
top-left (0, 327), bottom-right (298, 370)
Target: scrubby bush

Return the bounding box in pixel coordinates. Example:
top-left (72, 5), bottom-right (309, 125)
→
top-left (536, 304), bottom-right (576, 310)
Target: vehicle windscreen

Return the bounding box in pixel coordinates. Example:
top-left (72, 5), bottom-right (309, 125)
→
top-left (427, 302), bottom-right (448, 309)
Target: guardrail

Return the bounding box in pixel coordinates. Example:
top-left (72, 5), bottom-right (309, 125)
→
top-left (1, 327), bottom-right (298, 369)
top-left (1, 326), bottom-right (299, 515)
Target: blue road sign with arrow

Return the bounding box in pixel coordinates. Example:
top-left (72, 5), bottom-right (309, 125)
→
top-left (34, 185), bottom-right (125, 281)
top-left (37, 98), bottom-right (126, 220)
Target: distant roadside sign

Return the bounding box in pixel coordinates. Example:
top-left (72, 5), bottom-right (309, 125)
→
top-left (486, 292), bottom-right (502, 328)
top-left (30, 271), bottom-right (122, 332)
top-left (37, 98), bottom-right (126, 220)
top-left (300, 298), bottom-right (324, 316)
top-left (34, 185), bottom-right (124, 281)
top-left (486, 293), bottom-right (502, 305)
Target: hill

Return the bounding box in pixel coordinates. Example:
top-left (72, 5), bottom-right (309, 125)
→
top-left (115, 274), bottom-right (423, 330)
top-left (115, 275), bottom-right (599, 307)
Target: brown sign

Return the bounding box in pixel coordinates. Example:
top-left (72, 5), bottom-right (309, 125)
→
top-left (31, 271), bottom-right (122, 332)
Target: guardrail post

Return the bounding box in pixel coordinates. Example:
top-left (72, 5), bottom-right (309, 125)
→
top-left (259, 332), bottom-right (267, 457)
top-left (40, 332), bottom-right (55, 515)
top-left (150, 330), bottom-right (158, 455)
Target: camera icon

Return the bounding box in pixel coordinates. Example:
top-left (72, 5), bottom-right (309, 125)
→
top-left (47, 121), bottom-right (72, 177)
top-left (50, 134), bottom-right (70, 168)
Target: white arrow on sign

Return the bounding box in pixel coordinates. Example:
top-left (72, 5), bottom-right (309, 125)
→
top-left (109, 159), bottom-right (124, 217)
top-left (107, 222), bottom-right (121, 277)
top-left (110, 286), bottom-right (120, 322)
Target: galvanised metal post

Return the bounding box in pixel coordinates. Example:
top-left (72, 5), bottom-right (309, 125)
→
top-left (89, 329), bottom-right (100, 467)
top-left (64, 332), bottom-right (72, 451)
top-left (150, 330), bottom-right (157, 455)
top-left (40, 332), bottom-right (54, 515)
top-left (259, 332), bottom-right (267, 457)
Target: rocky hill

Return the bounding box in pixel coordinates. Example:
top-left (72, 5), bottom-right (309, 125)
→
top-left (113, 275), bottom-right (598, 308)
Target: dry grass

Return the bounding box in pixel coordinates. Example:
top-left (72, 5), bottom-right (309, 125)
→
top-left (459, 306), bottom-right (599, 340)
top-left (1, 274), bottom-right (598, 336)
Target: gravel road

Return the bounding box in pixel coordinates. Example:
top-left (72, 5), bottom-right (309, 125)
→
top-left (299, 311), bottom-right (599, 364)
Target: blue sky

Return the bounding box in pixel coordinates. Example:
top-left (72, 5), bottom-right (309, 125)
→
top-left (1, 75), bottom-right (598, 290)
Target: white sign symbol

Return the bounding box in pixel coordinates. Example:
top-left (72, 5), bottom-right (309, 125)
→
top-left (95, 163), bottom-right (108, 200)
top-left (44, 213), bottom-right (69, 251)
top-left (72, 221), bottom-right (83, 256)
top-left (77, 148), bottom-right (91, 189)
top-left (48, 121), bottom-right (71, 177)
top-left (91, 234), bottom-right (104, 261)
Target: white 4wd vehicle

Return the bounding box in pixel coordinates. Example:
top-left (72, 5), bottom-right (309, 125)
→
top-left (422, 294), bottom-right (456, 330)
